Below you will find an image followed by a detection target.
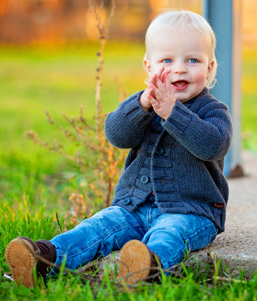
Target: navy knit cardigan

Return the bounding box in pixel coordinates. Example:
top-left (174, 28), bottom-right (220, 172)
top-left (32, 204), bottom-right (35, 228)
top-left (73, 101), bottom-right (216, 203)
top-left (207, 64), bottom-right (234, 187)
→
top-left (104, 88), bottom-right (233, 233)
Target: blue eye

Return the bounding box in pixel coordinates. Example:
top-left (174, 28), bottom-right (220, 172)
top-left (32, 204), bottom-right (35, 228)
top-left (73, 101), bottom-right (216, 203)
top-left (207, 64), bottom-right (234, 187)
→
top-left (163, 59), bottom-right (171, 63)
top-left (189, 59), bottom-right (197, 63)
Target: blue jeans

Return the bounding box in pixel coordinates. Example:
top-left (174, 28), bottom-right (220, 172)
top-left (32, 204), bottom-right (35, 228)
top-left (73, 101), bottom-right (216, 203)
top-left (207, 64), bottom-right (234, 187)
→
top-left (50, 199), bottom-right (217, 273)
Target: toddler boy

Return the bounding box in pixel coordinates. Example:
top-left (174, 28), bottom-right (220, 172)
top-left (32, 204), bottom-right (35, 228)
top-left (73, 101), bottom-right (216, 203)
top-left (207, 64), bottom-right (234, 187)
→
top-left (5, 10), bottom-right (233, 287)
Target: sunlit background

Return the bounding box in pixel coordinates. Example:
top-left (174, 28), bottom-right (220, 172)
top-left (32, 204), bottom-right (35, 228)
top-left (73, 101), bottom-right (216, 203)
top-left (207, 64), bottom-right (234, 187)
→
top-left (0, 0), bottom-right (256, 46)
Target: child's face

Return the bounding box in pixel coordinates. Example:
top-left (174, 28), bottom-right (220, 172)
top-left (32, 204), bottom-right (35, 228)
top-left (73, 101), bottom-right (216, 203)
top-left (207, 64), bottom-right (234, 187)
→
top-left (144, 28), bottom-right (214, 103)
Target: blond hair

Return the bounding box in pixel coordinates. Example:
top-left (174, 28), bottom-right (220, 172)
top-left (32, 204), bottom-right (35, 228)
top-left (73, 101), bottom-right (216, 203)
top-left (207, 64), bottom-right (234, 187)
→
top-left (145, 10), bottom-right (217, 89)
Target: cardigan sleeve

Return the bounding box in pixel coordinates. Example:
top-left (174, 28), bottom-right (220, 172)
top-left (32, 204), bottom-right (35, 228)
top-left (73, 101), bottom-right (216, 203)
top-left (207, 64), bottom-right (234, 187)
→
top-left (105, 91), bottom-right (154, 149)
top-left (162, 99), bottom-right (233, 161)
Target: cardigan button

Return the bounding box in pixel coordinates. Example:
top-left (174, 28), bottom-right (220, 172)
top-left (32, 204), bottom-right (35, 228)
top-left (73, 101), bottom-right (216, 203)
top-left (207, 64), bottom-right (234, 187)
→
top-left (155, 117), bottom-right (162, 125)
top-left (156, 148), bottom-right (164, 155)
top-left (141, 175), bottom-right (149, 184)
top-left (123, 198), bottom-right (131, 205)
top-left (156, 117), bottom-right (164, 125)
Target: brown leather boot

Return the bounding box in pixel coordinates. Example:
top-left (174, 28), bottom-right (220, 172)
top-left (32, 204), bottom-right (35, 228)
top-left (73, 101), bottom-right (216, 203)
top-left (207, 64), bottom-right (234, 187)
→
top-left (118, 240), bottom-right (162, 285)
top-left (5, 236), bottom-right (56, 288)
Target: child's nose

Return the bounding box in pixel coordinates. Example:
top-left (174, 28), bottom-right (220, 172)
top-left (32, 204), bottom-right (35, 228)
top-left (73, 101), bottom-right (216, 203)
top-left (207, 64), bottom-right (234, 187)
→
top-left (173, 62), bottom-right (187, 74)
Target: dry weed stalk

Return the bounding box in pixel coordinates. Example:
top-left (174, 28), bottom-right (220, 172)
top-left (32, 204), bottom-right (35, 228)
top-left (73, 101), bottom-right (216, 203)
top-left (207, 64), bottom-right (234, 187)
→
top-left (25, 0), bottom-right (127, 212)
top-left (64, 193), bottom-right (94, 228)
top-left (90, 0), bottom-right (115, 133)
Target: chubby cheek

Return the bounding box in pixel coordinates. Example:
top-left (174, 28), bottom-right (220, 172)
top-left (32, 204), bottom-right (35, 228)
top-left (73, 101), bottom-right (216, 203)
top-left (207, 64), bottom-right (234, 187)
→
top-left (194, 71), bottom-right (208, 88)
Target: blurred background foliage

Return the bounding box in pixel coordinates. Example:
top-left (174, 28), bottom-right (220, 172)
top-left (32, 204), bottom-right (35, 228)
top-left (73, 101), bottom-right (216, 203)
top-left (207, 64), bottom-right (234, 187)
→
top-left (0, 0), bottom-right (257, 214)
top-left (0, 0), bottom-right (256, 46)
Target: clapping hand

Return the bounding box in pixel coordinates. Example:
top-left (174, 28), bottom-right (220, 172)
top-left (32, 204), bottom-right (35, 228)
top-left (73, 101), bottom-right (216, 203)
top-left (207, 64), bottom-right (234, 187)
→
top-left (140, 67), bottom-right (176, 120)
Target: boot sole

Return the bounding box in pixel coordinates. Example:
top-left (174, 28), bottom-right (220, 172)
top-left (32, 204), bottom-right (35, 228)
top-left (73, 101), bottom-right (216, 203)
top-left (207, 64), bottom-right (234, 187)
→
top-left (5, 238), bottom-right (36, 288)
top-left (118, 240), bottom-right (151, 285)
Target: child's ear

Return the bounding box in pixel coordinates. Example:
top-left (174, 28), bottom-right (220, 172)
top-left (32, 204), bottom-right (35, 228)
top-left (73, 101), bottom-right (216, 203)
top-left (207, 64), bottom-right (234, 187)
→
top-left (143, 57), bottom-right (152, 77)
top-left (207, 60), bottom-right (215, 79)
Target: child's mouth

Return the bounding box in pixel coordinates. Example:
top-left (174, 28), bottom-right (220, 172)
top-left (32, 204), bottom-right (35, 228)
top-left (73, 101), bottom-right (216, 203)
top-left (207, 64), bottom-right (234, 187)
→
top-left (172, 80), bottom-right (189, 91)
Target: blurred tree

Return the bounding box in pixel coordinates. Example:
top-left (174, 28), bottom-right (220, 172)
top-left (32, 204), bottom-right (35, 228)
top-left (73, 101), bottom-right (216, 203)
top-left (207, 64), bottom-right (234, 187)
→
top-left (0, 0), bottom-right (256, 46)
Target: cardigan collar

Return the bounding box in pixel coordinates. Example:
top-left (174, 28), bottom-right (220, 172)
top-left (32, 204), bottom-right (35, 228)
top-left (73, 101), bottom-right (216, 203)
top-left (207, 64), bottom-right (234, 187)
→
top-left (183, 87), bottom-right (209, 109)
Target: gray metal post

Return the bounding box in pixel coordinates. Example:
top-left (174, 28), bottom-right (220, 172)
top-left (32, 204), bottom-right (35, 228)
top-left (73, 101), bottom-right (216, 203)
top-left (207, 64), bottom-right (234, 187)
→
top-left (202, 0), bottom-right (243, 177)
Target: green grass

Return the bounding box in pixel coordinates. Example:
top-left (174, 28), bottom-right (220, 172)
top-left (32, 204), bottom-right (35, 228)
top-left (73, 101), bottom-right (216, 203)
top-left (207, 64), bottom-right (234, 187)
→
top-left (1, 198), bottom-right (257, 300)
top-left (1, 43), bottom-right (257, 299)
top-left (0, 42), bottom-right (146, 209)
top-left (0, 42), bottom-right (146, 147)
top-left (1, 197), bottom-right (257, 300)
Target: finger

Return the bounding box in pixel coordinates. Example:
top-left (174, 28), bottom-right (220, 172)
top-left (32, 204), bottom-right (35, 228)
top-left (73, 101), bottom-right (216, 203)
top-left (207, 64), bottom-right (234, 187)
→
top-left (155, 77), bottom-right (166, 95)
top-left (149, 97), bottom-right (160, 110)
top-left (161, 68), bottom-right (171, 82)
top-left (148, 84), bottom-right (161, 105)
top-left (156, 67), bottom-right (165, 80)
top-left (154, 87), bottom-right (164, 103)
top-left (147, 84), bottom-right (155, 99)
top-left (164, 73), bottom-right (171, 92)
top-left (144, 85), bottom-right (153, 100)
top-left (148, 74), bottom-right (157, 87)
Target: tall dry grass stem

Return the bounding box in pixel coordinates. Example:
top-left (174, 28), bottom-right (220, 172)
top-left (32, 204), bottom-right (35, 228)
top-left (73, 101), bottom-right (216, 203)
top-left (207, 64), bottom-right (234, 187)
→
top-left (25, 0), bottom-right (127, 222)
